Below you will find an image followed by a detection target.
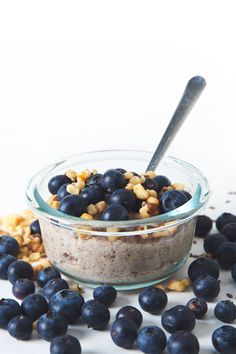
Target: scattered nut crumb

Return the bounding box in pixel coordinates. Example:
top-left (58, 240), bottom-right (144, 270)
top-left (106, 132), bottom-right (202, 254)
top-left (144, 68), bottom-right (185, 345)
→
top-left (167, 278), bottom-right (190, 292)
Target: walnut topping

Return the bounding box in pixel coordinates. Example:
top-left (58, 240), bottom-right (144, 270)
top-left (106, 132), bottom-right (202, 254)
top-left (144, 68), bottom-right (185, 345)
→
top-left (124, 171), bottom-right (134, 180)
top-left (65, 169), bottom-right (77, 181)
top-left (167, 278), bottom-right (190, 292)
top-left (133, 184), bottom-right (149, 200)
top-left (87, 204), bottom-right (97, 216)
top-left (81, 213), bottom-right (94, 220)
top-left (171, 183), bottom-right (185, 191)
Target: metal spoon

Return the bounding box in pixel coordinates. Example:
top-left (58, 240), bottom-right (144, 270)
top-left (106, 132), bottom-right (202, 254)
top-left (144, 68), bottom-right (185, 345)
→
top-left (146, 76), bottom-right (206, 172)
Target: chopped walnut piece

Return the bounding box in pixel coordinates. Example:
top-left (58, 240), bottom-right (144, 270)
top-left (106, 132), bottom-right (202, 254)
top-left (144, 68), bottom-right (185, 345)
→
top-left (147, 197), bottom-right (159, 205)
top-left (87, 204), bottom-right (97, 216)
top-left (133, 184), bottom-right (149, 200)
top-left (124, 171), bottom-right (134, 180)
top-left (171, 183), bottom-right (185, 191)
top-left (65, 169), bottom-right (77, 181)
top-left (95, 201), bottom-right (107, 213)
top-left (154, 284), bottom-right (166, 291)
top-left (81, 213), bottom-right (94, 220)
top-left (145, 171), bottom-right (157, 178)
top-left (129, 176), bottom-right (142, 185)
top-left (167, 278), bottom-right (190, 292)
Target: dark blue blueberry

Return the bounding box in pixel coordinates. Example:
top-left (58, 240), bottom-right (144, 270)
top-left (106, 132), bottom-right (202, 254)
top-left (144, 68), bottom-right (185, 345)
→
top-left (167, 330), bottom-right (200, 354)
top-left (159, 190), bottom-right (188, 213)
top-left (0, 298), bottom-right (22, 329)
top-left (101, 204), bottom-right (129, 221)
top-left (186, 298), bottom-right (208, 319)
top-left (0, 254), bottom-right (16, 279)
top-left (21, 294), bottom-right (48, 322)
top-left (30, 219), bottom-right (41, 235)
top-left (115, 168), bottom-right (126, 174)
top-left (12, 278), bottom-right (35, 300)
top-left (49, 289), bottom-right (84, 324)
top-left (80, 184), bottom-right (104, 204)
top-left (100, 169), bottom-right (127, 193)
top-left (138, 286), bottom-right (168, 314)
top-left (116, 305), bottom-right (143, 329)
top-left (203, 234), bottom-right (227, 257)
top-left (7, 260), bottom-right (34, 284)
top-left (212, 325), bottom-right (236, 354)
top-left (221, 223), bottom-right (236, 242)
top-left (110, 318), bottom-right (138, 349)
top-left (214, 301), bottom-right (236, 323)
top-left (58, 195), bottom-right (88, 217)
top-left (182, 191), bottom-right (192, 200)
top-left (81, 299), bottom-right (110, 330)
top-left (57, 184), bottom-right (70, 201)
top-left (216, 242), bottom-right (236, 269)
top-left (216, 213), bottom-right (236, 232)
top-left (50, 335), bottom-right (81, 354)
top-left (109, 189), bottom-right (137, 212)
top-left (48, 175), bottom-right (72, 195)
top-left (36, 266), bottom-right (61, 288)
top-left (195, 215), bottom-right (213, 237)
top-left (161, 305), bottom-right (196, 334)
top-left (87, 173), bottom-right (103, 186)
top-left (7, 315), bottom-right (33, 340)
top-left (137, 326), bottom-right (166, 354)
top-left (0, 235), bottom-right (20, 257)
top-left (93, 285), bottom-right (117, 307)
top-left (133, 198), bottom-right (143, 213)
top-left (153, 175), bottom-right (171, 189)
top-left (142, 178), bottom-right (159, 192)
top-left (188, 257), bottom-right (220, 281)
top-left (192, 274), bottom-right (220, 301)
top-left (43, 278), bottom-right (69, 300)
top-left (231, 263), bottom-right (236, 282)
top-left (37, 312), bottom-right (68, 341)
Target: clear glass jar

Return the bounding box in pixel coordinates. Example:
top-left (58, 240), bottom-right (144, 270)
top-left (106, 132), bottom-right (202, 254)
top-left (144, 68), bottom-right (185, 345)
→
top-left (26, 150), bottom-right (210, 290)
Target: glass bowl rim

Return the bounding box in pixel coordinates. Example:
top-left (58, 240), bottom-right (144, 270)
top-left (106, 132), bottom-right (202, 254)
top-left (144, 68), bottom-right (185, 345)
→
top-left (26, 149), bottom-right (211, 235)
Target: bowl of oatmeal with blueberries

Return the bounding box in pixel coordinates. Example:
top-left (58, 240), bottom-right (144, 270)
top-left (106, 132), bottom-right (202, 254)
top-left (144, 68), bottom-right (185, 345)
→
top-left (26, 150), bottom-right (210, 290)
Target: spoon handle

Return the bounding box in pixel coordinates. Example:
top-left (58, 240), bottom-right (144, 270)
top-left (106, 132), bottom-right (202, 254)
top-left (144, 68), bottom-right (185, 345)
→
top-left (146, 76), bottom-right (206, 172)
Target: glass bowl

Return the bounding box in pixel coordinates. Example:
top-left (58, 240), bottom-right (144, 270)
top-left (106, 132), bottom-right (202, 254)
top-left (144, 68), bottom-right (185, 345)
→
top-left (26, 150), bottom-right (210, 290)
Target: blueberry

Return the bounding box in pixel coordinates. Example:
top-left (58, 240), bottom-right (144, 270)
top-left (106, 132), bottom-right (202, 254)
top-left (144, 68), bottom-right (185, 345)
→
top-left (0, 254), bottom-right (16, 279)
top-left (214, 300), bottom-right (236, 323)
top-left (57, 184), bottom-right (70, 201)
top-left (81, 299), bottom-right (110, 330)
top-left (110, 318), bottom-right (138, 348)
top-left (87, 173), bottom-right (103, 186)
top-left (37, 312), bottom-right (68, 341)
top-left (93, 285), bottom-right (117, 307)
top-left (188, 257), bottom-right (220, 281)
top-left (192, 274), bottom-right (220, 301)
top-left (159, 190), bottom-right (188, 213)
top-left (116, 305), bottom-right (143, 329)
top-left (167, 330), bottom-right (200, 354)
top-left (138, 286), bottom-right (168, 314)
top-left (133, 198), bottom-right (143, 213)
top-left (50, 335), bottom-right (81, 354)
top-left (153, 175), bottom-right (171, 189)
top-left (221, 223), bottom-right (236, 242)
top-left (80, 184), bottom-right (104, 204)
top-left (231, 263), bottom-right (236, 282)
top-left (58, 195), bottom-right (88, 217)
top-left (212, 325), bottom-right (236, 354)
top-left (0, 298), bottom-right (22, 329)
top-left (101, 169), bottom-right (127, 193)
top-left (109, 189), bottom-right (137, 212)
top-left (216, 242), bottom-right (236, 269)
top-left (7, 315), bottom-right (33, 340)
top-left (216, 213), bottom-right (236, 232)
top-left (101, 204), bottom-right (129, 221)
top-left (195, 215), bottom-right (213, 237)
top-left (142, 178), bottom-right (159, 192)
top-left (30, 219), bottom-right (41, 235)
top-left (7, 260), bottom-right (34, 284)
top-left (137, 325), bottom-right (166, 354)
top-left (0, 235), bottom-right (20, 257)
top-left (48, 175), bottom-right (72, 195)
top-left (115, 168), bottom-right (126, 174)
top-left (161, 305), bottom-right (196, 334)
top-left (21, 294), bottom-right (48, 322)
top-left (36, 266), bottom-right (61, 288)
top-left (203, 234), bottom-right (227, 257)
top-left (43, 278), bottom-right (69, 300)
top-left (49, 289), bottom-right (84, 324)
top-left (186, 298), bottom-right (208, 319)
top-left (12, 278), bottom-right (35, 300)
top-left (182, 191), bottom-right (192, 200)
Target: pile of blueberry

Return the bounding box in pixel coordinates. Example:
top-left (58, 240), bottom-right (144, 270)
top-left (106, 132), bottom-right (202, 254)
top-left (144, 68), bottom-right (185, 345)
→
top-left (48, 169), bottom-right (191, 221)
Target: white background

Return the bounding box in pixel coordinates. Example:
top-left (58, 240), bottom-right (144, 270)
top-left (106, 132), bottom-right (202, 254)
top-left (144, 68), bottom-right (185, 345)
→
top-left (0, 1), bottom-right (236, 353)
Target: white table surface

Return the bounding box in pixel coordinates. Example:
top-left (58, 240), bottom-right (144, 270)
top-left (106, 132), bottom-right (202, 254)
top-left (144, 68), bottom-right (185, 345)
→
top-left (0, 190), bottom-right (236, 354)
